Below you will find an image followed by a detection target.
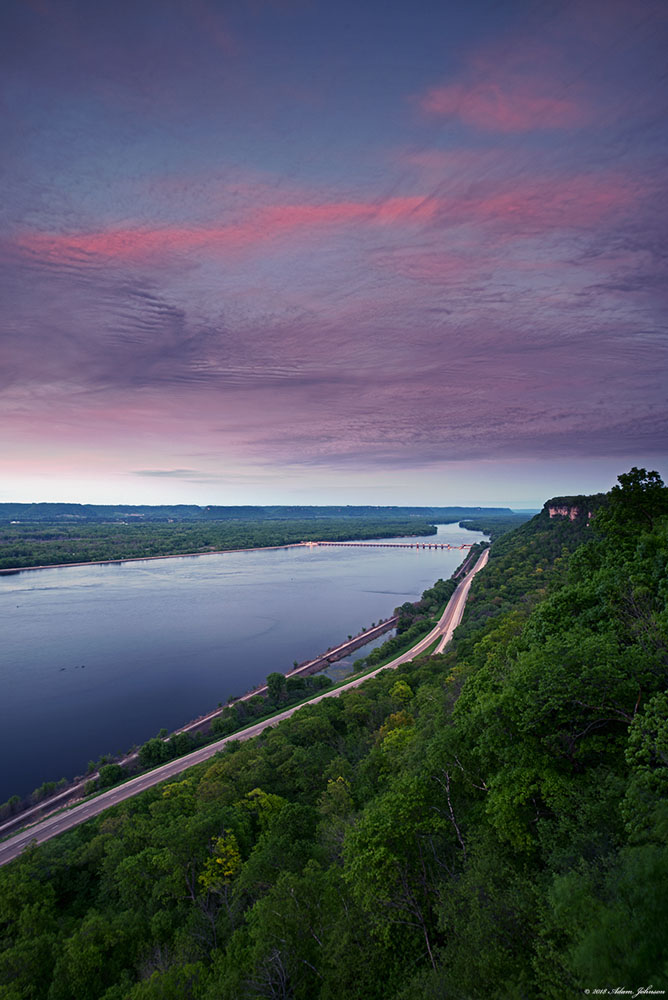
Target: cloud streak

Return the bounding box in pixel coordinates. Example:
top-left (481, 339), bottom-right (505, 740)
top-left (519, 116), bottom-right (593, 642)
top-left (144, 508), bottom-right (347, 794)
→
top-left (13, 166), bottom-right (639, 278)
top-left (15, 194), bottom-right (441, 262)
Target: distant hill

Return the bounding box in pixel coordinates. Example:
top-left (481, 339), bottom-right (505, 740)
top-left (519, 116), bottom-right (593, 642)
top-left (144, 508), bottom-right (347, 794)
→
top-left (0, 503), bottom-right (516, 524)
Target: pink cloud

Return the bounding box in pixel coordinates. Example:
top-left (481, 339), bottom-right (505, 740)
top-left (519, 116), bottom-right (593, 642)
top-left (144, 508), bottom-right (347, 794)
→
top-left (416, 36), bottom-right (592, 134)
top-left (17, 195), bottom-right (441, 262)
top-left (397, 148), bottom-right (487, 175)
top-left (462, 174), bottom-right (634, 229)
top-left (14, 167), bottom-right (638, 270)
top-left (420, 80), bottom-right (586, 132)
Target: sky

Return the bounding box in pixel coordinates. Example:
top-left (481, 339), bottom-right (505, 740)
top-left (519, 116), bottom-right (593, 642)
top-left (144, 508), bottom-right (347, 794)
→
top-left (1, 0), bottom-right (667, 508)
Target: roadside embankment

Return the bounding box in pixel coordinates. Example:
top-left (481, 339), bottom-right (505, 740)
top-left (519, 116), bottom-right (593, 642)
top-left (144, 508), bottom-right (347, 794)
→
top-left (0, 616), bottom-right (398, 838)
top-left (177, 616), bottom-right (398, 735)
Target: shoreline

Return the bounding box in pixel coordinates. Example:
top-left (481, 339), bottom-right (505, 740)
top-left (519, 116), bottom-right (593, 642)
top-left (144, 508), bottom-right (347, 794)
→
top-left (0, 528), bottom-right (446, 576)
top-left (0, 530), bottom-right (479, 828)
top-left (0, 541), bottom-right (310, 575)
top-left (0, 615), bottom-right (400, 839)
top-left (0, 550), bottom-right (489, 862)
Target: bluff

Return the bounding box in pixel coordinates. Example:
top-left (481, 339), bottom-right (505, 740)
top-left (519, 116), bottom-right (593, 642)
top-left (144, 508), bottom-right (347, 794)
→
top-left (544, 492), bottom-right (606, 522)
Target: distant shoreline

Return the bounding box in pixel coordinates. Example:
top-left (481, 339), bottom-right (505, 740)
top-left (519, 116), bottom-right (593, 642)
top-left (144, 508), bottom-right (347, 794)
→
top-left (0, 527), bottom-right (456, 576)
top-left (0, 541), bottom-right (310, 576)
top-left (0, 521), bottom-right (472, 577)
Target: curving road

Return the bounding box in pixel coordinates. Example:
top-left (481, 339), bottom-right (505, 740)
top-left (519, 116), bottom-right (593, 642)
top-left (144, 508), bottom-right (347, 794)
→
top-left (432, 547), bottom-right (489, 654)
top-left (0, 549), bottom-right (489, 868)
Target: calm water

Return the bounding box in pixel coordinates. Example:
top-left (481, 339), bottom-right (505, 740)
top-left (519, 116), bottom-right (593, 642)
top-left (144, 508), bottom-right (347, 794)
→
top-left (0, 523), bottom-right (485, 800)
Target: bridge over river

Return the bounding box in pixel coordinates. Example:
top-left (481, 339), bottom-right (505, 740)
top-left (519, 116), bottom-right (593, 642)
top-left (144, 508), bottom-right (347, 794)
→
top-left (307, 540), bottom-right (474, 550)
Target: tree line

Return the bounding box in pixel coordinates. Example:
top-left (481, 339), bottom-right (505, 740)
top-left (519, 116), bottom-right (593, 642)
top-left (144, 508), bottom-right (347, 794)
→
top-left (0, 517), bottom-right (437, 570)
top-left (0, 503), bottom-right (515, 525)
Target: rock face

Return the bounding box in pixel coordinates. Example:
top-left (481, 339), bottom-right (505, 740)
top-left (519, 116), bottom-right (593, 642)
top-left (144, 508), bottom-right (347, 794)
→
top-left (548, 505), bottom-right (582, 520)
top-left (545, 494), bottom-right (605, 521)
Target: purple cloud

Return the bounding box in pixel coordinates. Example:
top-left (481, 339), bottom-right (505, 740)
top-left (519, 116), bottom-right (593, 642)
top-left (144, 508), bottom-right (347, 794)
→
top-left (1, 0), bottom-right (666, 503)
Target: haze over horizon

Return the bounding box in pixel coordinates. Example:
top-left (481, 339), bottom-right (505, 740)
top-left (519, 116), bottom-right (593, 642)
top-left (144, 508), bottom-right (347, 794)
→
top-left (2, 0), bottom-right (667, 508)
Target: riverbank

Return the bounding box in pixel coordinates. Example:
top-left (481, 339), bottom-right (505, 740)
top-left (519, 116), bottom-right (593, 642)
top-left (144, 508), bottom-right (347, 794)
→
top-left (0, 551), bottom-right (489, 859)
top-left (2, 521), bottom-right (485, 807)
top-left (174, 615), bottom-right (400, 736)
top-left (0, 615), bottom-right (399, 838)
top-left (0, 516), bottom-right (440, 573)
top-left (0, 541), bottom-right (309, 575)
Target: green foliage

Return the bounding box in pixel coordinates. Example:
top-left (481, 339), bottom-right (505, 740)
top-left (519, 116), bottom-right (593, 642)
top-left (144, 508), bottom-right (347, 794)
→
top-left (622, 692), bottom-right (668, 842)
top-left (98, 764), bottom-right (127, 788)
top-left (395, 576), bottom-right (456, 633)
top-left (266, 672), bottom-right (287, 704)
top-left (0, 502), bottom-right (513, 526)
top-left (0, 516), bottom-right (441, 570)
top-left (198, 833), bottom-right (243, 892)
top-left (389, 679), bottom-right (413, 703)
top-left (459, 510), bottom-right (535, 540)
top-left (598, 466), bottom-right (668, 533)
top-left (138, 737), bottom-right (172, 770)
top-left (362, 619), bottom-right (431, 666)
top-left (29, 778), bottom-right (66, 805)
top-left (454, 502), bottom-right (596, 643)
top-left (210, 675), bottom-right (333, 739)
top-left (0, 796), bottom-right (22, 822)
top-left (1, 469), bottom-right (666, 998)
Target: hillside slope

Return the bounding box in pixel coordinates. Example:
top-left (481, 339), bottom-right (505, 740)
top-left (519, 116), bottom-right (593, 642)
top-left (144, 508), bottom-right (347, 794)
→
top-left (1, 469), bottom-right (666, 999)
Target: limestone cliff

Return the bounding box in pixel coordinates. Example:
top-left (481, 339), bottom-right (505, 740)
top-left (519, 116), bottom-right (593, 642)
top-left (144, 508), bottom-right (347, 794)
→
top-left (544, 493), bottom-right (606, 521)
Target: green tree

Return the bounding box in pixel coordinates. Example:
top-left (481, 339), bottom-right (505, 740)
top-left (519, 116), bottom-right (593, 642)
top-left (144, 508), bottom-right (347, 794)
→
top-left (597, 467), bottom-right (668, 534)
top-left (266, 672), bottom-right (287, 704)
top-left (138, 737), bottom-right (171, 769)
top-left (48, 910), bottom-right (141, 1000)
top-left (99, 763), bottom-right (126, 788)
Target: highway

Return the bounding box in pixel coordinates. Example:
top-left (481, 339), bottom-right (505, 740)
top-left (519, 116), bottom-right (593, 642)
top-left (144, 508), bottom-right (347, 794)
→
top-left (432, 547), bottom-right (489, 654)
top-left (0, 548), bottom-right (489, 868)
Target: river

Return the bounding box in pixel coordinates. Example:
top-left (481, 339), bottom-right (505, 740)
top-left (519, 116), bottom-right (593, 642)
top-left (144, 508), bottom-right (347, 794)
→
top-left (0, 523), bottom-right (485, 801)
